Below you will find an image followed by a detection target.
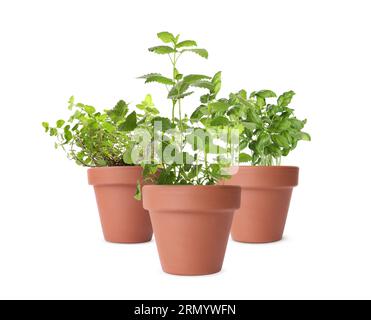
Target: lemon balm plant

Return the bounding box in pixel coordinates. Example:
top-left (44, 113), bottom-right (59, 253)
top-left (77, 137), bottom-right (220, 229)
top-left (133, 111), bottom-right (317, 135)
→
top-left (139, 32), bottom-right (241, 276)
top-left (42, 96), bottom-right (158, 244)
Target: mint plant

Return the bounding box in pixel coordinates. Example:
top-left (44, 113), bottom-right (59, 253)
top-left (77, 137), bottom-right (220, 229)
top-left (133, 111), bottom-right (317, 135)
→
top-left (138, 32), bottom-right (232, 185)
top-left (42, 95), bottom-right (159, 167)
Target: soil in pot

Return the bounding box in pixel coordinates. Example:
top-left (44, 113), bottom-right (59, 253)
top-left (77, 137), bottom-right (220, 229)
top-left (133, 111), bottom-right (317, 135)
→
top-left (142, 185), bottom-right (241, 276)
top-left (224, 166), bottom-right (299, 243)
top-left (88, 166), bottom-right (153, 243)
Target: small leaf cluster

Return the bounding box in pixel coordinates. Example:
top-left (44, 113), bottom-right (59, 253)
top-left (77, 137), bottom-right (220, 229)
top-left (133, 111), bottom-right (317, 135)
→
top-left (42, 96), bottom-right (158, 167)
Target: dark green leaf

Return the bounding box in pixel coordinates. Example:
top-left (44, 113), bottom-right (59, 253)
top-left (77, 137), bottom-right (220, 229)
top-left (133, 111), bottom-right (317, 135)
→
top-left (239, 153), bottom-right (252, 163)
top-left (119, 111), bottom-right (137, 131)
top-left (210, 116), bottom-right (229, 126)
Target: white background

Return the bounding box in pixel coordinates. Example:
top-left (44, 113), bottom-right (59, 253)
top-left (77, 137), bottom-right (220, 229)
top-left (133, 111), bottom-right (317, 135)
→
top-left (0, 0), bottom-right (370, 300)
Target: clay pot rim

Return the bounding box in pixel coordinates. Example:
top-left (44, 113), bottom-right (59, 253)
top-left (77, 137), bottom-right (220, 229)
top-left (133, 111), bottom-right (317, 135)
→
top-left (143, 185), bottom-right (240, 190)
top-left (237, 165), bottom-right (299, 170)
top-left (87, 165), bottom-right (141, 170)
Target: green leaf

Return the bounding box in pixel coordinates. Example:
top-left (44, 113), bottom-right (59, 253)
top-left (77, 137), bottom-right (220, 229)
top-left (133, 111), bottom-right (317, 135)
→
top-left (134, 180), bottom-right (142, 200)
top-left (242, 122), bottom-right (257, 131)
top-left (209, 101), bottom-right (229, 114)
top-left (42, 122), bottom-right (49, 132)
top-left (56, 120), bottom-right (65, 128)
top-left (290, 118), bottom-right (305, 130)
top-left (176, 40), bottom-right (197, 48)
top-left (210, 116), bottom-right (229, 126)
top-left (183, 74), bottom-right (211, 83)
top-left (152, 117), bottom-right (172, 131)
top-left (278, 90), bottom-right (295, 107)
top-left (123, 148), bottom-right (133, 164)
top-left (157, 31), bottom-right (175, 43)
top-left (190, 105), bottom-right (208, 123)
top-left (107, 100), bottom-right (129, 122)
top-left (64, 129), bottom-right (73, 142)
top-left (300, 132), bottom-right (311, 141)
top-left (211, 71), bottom-right (222, 95)
top-left (68, 96), bottom-right (74, 110)
top-left (254, 90), bottom-right (277, 98)
top-left (49, 128), bottom-right (58, 136)
top-left (181, 48), bottom-right (208, 59)
top-left (272, 134), bottom-right (290, 148)
top-left (190, 80), bottom-right (214, 91)
top-left (148, 46), bottom-right (175, 54)
top-left (102, 122), bottom-right (116, 133)
top-left (168, 81), bottom-right (190, 99)
top-left (139, 73), bottom-right (175, 85)
top-left (119, 111), bottom-right (137, 131)
top-left (239, 153), bottom-right (252, 163)
top-left (84, 105), bottom-right (96, 115)
top-left (256, 132), bottom-right (271, 151)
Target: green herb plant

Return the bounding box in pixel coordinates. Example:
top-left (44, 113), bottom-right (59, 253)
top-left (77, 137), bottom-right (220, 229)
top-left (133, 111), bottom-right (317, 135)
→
top-left (138, 31), bottom-right (233, 185)
top-left (191, 88), bottom-right (311, 166)
top-left (42, 95), bottom-right (159, 167)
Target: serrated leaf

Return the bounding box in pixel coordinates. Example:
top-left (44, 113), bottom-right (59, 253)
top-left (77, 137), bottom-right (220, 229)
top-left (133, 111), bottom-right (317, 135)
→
top-left (176, 40), bottom-right (197, 48)
top-left (168, 81), bottom-right (190, 99)
top-left (189, 80), bottom-right (214, 91)
top-left (148, 46), bottom-right (175, 54)
top-left (157, 31), bottom-right (175, 43)
top-left (181, 48), bottom-right (208, 59)
top-left (107, 100), bottom-right (129, 123)
top-left (139, 73), bottom-right (175, 85)
top-left (183, 74), bottom-right (211, 83)
top-left (119, 111), bottom-right (137, 131)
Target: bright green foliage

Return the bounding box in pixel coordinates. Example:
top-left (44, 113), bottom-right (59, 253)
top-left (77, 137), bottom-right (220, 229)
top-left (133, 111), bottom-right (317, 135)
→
top-left (191, 89), bottom-right (310, 166)
top-left (138, 32), bottom-right (231, 186)
top-left (42, 95), bottom-right (158, 167)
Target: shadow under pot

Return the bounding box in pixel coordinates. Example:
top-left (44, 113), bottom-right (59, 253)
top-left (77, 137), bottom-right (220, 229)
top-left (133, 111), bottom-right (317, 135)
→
top-left (142, 185), bottom-right (241, 276)
top-left (224, 166), bottom-right (299, 243)
top-left (88, 166), bottom-right (153, 243)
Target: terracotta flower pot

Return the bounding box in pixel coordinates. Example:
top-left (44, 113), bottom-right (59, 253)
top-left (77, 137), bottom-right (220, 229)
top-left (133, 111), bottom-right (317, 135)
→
top-left (88, 166), bottom-right (153, 243)
top-left (224, 166), bottom-right (299, 243)
top-left (142, 185), bottom-right (241, 276)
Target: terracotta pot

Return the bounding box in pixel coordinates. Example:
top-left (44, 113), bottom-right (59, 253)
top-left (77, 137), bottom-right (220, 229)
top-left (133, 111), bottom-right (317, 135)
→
top-left (142, 185), bottom-right (241, 276)
top-left (88, 166), bottom-right (153, 243)
top-left (224, 166), bottom-right (299, 243)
